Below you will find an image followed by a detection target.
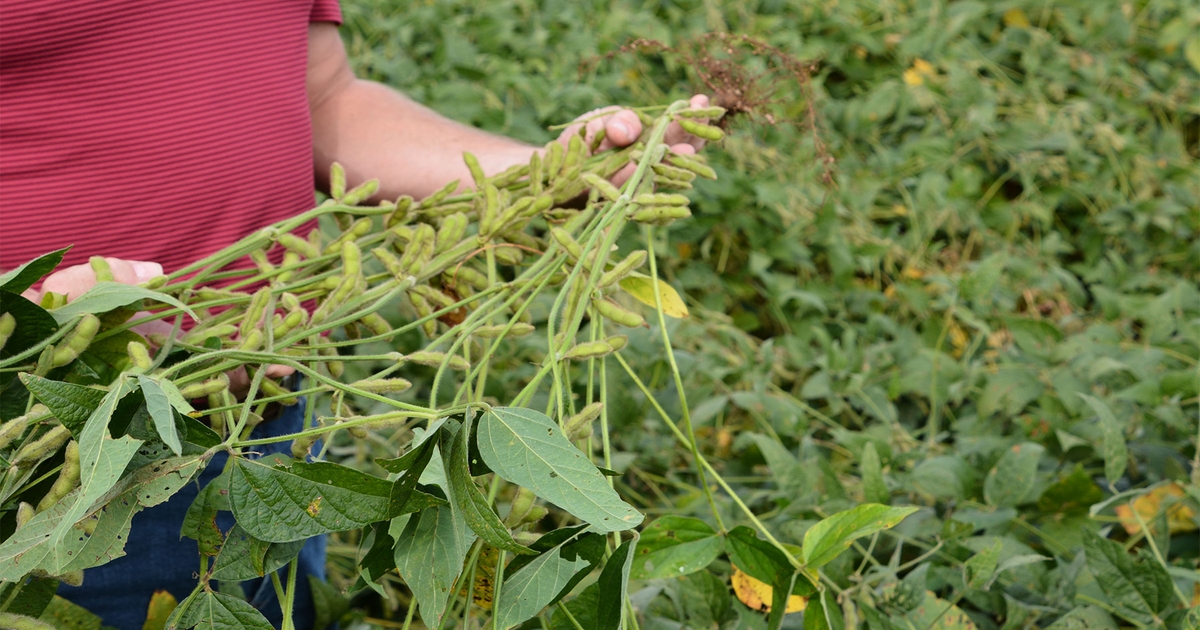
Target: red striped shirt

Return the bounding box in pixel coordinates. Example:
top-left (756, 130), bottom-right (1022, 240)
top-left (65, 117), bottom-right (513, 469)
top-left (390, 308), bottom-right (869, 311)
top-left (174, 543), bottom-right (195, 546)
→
top-left (0, 0), bottom-right (342, 274)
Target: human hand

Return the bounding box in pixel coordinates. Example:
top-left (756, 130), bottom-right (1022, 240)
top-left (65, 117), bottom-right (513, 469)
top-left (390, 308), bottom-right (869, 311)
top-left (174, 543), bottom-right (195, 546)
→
top-left (556, 94), bottom-right (714, 186)
top-left (21, 257), bottom-right (163, 303)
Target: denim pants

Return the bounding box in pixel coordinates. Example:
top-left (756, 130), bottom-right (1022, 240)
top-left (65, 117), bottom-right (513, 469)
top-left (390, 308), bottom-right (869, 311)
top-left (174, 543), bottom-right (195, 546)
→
top-left (58, 399), bottom-right (327, 630)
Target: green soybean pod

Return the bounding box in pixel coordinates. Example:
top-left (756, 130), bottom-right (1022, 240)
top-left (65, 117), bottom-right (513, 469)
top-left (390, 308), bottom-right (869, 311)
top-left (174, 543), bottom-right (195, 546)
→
top-left (563, 133), bottom-right (585, 176)
top-left (323, 218), bottom-right (372, 256)
top-left (238, 329), bottom-right (263, 351)
top-left (629, 205), bottom-right (692, 225)
top-left (404, 350), bottom-right (470, 371)
top-left (490, 162), bottom-right (529, 188)
top-left (310, 275), bottom-right (354, 326)
top-left (0, 404), bottom-right (48, 450)
top-left (562, 340), bottom-right (614, 361)
top-left (278, 233), bottom-right (320, 259)
top-left (397, 224), bottom-right (434, 275)
top-left (673, 105), bottom-right (727, 119)
top-left (0, 312), bottom-right (16, 352)
top-left (359, 312), bottom-right (392, 337)
top-left (592, 298), bottom-right (645, 328)
top-left (385, 195), bottom-right (414, 228)
top-left (373, 246), bottom-right (407, 280)
top-left (127, 341), bottom-right (152, 371)
top-left (249, 249), bottom-right (274, 275)
top-left (463, 151), bottom-right (487, 189)
top-left (410, 284), bottom-right (456, 310)
top-left (36, 440), bottom-right (80, 512)
top-left (12, 424), bottom-right (71, 468)
top-left (341, 240), bottom-right (363, 279)
top-left (435, 212), bottom-right (469, 255)
top-left (600, 250), bottom-right (648, 287)
top-left (544, 141), bottom-right (565, 183)
top-left (478, 184), bottom-right (501, 238)
top-left (240, 287), bottom-right (272, 338)
top-left (667, 153), bottom-right (717, 180)
top-left (447, 266), bottom-right (489, 291)
top-left (15, 502), bottom-right (35, 529)
top-left (319, 346), bottom-right (345, 379)
top-left (329, 162), bottom-right (346, 199)
top-left (273, 308), bottom-right (306, 338)
top-left (605, 335), bottom-right (628, 352)
top-left (421, 179), bottom-right (460, 210)
top-left (51, 313), bottom-right (100, 368)
top-left (258, 378), bottom-right (299, 405)
top-left (653, 176), bottom-right (694, 191)
top-left (408, 291), bottom-right (438, 338)
top-left (503, 486), bottom-right (537, 528)
top-left (178, 377), bottom-right (229, 400)
top-left (528, 151), bottom-right (544, 196)
top-left (39, 291), bottom-right (67, 310)
top-left (350, 377), bottom-right (414, 394)
top-left (676, 118), bottom-right (725, 141)
top-left (89, 256), bottom-right (115, 282)
top-left (635, 193), bottom-right (690, 206)
top-left (183, 324), bottom-right (239, 347)
top-left (564, 402), bottom-right (604, 441)
top-left (492, 244), bottom-right (524, 266)
top-left (277, 251), bottom-right (301, 283)
top-left (550, 227), bottom-right (584, 261)
top-left (340, 178), bottom-right (380, 206)
top-left (583, 173), bottom-right (621, 202)
top-left (291, 431), bottom-right (320, 459)
top-left (652, 163), bottom-right (697, 182)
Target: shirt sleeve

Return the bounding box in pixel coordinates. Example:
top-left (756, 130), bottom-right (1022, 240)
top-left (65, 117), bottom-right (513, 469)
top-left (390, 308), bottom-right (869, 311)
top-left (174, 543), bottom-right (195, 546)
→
top-left (310, 0), bottom-right (342, 24)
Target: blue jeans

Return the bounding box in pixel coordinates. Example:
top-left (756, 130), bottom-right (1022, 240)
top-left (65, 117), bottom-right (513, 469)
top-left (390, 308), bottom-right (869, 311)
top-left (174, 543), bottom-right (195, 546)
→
top-left (59, 399), bottom-right (327, 630)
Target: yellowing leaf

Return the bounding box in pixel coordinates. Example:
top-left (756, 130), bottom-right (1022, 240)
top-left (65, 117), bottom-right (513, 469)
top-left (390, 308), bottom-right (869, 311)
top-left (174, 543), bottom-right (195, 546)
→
top-left (619, 274), bottom-right (688, 318)
top-left (904, 59), bottom-right (936, 86)
top-left (142, 590), bottom-right (178, 630)
top-left (730, 567), bottom-right (807, 613)
top-left (467, 544), bottom-right (499, 611)
top-left (903, 69), bottom-right (925, 86)
top-left (1114, 483), bottom-right (1197, 536)
top-left (1003, 8), bottom-right (1031, 28)
top-left (1185, 36), bottom-right (1200, 75)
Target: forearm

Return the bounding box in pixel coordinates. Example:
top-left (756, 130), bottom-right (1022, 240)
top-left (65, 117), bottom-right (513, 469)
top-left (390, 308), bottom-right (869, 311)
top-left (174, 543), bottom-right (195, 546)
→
top-left (311, 78), bottom-right (535, 200)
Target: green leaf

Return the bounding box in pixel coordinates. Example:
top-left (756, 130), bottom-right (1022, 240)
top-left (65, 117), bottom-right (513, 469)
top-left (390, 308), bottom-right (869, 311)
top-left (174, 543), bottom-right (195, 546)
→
top-left (309, 575), bottom-right (352, 630)
top-left (211, 524), bottom-right (305, 581)
top-left (1082, 529), bottom-right (1174, 624)
top-left (1037, 465), bottom-right (1103, 515)
top-left (802, 504), bottom-right (918, 569)
top-left (964, 539), bottom-right (1002, 589)
top-left (803, 590), bottom-right (842, 630)
top-left (138, 376), bottom-right (182, 456)
top-left (1078, 394), bottom-right (1128, 486)
top-left (0, 248), bottom-right (69, 295)
top-left (1044, 606), bottom-right (1118, 629)
top-left (959, 253), bottom-right (1006, 302)
top-left (1, 576), bottom-right (58, 619)
top-left (353, 523), bottom-right (396, 597)
top-left (596, 536), bottom-right (637, 630)
top-left (19, 373), bottom-right (106, 437)
top-left (631, 516), bottom-right (723, 580)
top-left (393, 506), bottom-right (476, 627)
top-left (1, 292), bottom-right (59, 362)
top-left (181, 476), bottom-right (227, 557)
top-left (727, 526), bottom-right (794, 586)
top-left (860, 442), bottom-right (889, 505)
top-left (171, 590), bottom-right (274, 630)
top-left (983, 442), bottom-right (1045, 508)
top-left (50, 282), bottom-right (196, 324)
top-left (1185, 36), bottom-right (1200, 75)
top-left (441, 417), bottom-right (534, 556)
top-left (36, 595), bottom-right (102, 630)
top-left (229, 456), bottom-right (436, 543)
top-left (475, 407), bottom-right (643, 533)
top-left (493, 533), bottom-right (595, 628)
top-left (899, 591), bottom-right (975, 629)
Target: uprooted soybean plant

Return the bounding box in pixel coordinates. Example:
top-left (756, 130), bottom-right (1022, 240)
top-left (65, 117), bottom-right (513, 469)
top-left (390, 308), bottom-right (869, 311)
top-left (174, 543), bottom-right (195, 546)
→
top-left (0, 102), bottom-right (909, 629)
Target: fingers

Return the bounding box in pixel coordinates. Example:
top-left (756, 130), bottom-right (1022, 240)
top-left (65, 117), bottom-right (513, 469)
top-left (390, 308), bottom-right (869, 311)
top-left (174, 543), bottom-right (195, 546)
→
top-left (37, 258), bottom-right (163, 302)
top-left (265, 365), bottom-right (296, 379)
top-left (558, 106), bottom-right (644, 153)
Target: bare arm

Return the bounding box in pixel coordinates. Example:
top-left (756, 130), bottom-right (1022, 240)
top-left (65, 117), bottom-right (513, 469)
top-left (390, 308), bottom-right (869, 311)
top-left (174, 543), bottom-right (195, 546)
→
top-left (306, 23), bottom-right (706, 200)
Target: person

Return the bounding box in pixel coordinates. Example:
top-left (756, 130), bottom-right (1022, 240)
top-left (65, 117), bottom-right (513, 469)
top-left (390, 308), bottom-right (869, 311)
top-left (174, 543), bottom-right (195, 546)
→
top-left (0, 2), bottom-right (709, 628)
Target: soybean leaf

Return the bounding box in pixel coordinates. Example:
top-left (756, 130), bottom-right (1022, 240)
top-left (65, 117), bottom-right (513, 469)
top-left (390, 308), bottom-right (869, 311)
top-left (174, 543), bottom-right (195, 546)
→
top-left (1082, 529), bottom-right (1173, 624)
top-left (441, 418), bottom-right (533, 556)
top-left (803, 590), bottom-right (843, 630)
top-left (143, 590), bottom-right (179, 630)
top-left (172, 590), bottom-right (274, 630)
top-left (36, 595), bottom-right (103, 630)
top-left (0, 248), bottom-right (69, 294)
top-left (181, 477), bottom-right (227, 557)
top-left (19, 373), bottom-right (106, 437)
top-left (211, 524), bottom-right (304, 581)
top-left (802, 504), bottom-right (918, 569)
top-left (727, 526), bottom-right (794, 586)
top-left (2, 575), bottom-right (58, 619)
top-left (1, 291), bottom-right (59, 362)
top-left (965, 539), bottom-right (1003, 589)
top-left (309, 575), bottom-right (352, 630)
top-left (493, 533), bottom-right (595, 629)
top-left (476, 407), bottom-right (643, 533)
top-left (50, 282), bottom-right (196, 324)
top-left (352, 523), bottom-right (396, 597)
top-left (229, 456), bottom-right (441, 543)
top-left (983, 443), bottom-right (1045, 508)
top-left (860, 442), bottom-right (889, 505)
top-left (45, 377), bottom-right (142, 574)
top-left (138, 376), bottom-right (182, 456)
top-left (156, 378), bottom-right (196, 417)
top-left (385, 433), bottom-right (438, 517)
top-left (619, 273), bottom-right (688, 318)
top-left (596, 536), bottom-right (637, 630)
top-left (375, 417), bottom-right (446, 473)
top-left (549, 583), bottom-right (600, 630)
top-left (1078, 394), bottom-right (1129, 486)
top-left (393, 505), bottom-right (476, 627)
top-left (631, 516), bottom-right (723, 580)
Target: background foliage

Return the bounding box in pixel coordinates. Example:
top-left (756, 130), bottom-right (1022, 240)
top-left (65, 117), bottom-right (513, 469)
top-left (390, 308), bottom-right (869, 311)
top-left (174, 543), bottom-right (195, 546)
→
top-left (329, 0), bottom-right (1200, 628)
